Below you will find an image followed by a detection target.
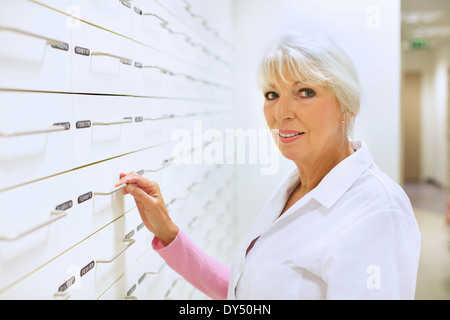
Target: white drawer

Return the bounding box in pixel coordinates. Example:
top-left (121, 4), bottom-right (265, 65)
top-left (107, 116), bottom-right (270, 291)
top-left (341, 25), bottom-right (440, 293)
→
top-left (132, 43), bottom-right (199, 99)
top-left (99, 249), bottom-right (166, 300)
top-left (71, 0), bottom-right (133, 38)
top-left (0, 92), bottom-right (73, 191)
top-left (0, 208), bottom-right (154, 299)
top-left (134, 98), bottom-right (201, 147)
top-left (0, 171), bottom-right (76, 292)
top-left (131, 0), bottom-right (171, 49)
top-left (72, 95), bottom-right (144, 168)
top-left (0, 0), bottom-right (71, 92)
top-left (72, 21), bottom-right (133, 95)
top-left (32, 0), bottom-right (71, 13)
top-left (72, 142), bottom-right (181, 235)
top-left (72, 154), bottom-right (142, 239)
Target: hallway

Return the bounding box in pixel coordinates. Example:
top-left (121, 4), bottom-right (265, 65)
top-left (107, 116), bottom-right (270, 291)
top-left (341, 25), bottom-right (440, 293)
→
top-left (403, 182), bottom-right (450, 299)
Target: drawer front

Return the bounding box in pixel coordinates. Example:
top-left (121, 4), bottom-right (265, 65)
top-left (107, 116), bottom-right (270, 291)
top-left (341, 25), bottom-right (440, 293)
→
top-left (0, 92), bottom-right (73, 190)
top-left (72, 95), bottom-right (144, 168)
top-left (0, 0), bottom-right (71, 92)
top-left (99, 249), bottom-right (166, 300)
top-left (132, 43), bottom-right (202, 99)
top-left (131, 0), bottom-right (173, 50)
top-left (0, 208), bottom-right (154, 300)
top-left (32, 0), bottom-right (71, 13)
top-left (71, 0), bottom-right (133, 38)
top-left (0, 171), bottom-right (76, 292)
top-left (72, 141), bottom-right (180, 238)
top-left (131, 0), bottom-right (193, 59)
top-left (72, 21), bottom-right (133, 95)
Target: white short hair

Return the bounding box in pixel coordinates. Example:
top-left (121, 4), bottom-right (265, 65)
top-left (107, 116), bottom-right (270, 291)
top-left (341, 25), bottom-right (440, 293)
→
top-left (257, 31), bottom-right (360, 137)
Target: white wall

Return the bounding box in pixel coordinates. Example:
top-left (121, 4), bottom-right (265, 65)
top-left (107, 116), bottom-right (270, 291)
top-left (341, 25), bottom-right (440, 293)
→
top-left (231, 0), bottom-right (402, 241)
top-left (403, 43), bottom-right (450, 187)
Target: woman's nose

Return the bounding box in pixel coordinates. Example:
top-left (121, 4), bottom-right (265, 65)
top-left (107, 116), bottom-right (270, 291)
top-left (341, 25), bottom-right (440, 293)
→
top-left (274, 96), bottom-right (296, 122)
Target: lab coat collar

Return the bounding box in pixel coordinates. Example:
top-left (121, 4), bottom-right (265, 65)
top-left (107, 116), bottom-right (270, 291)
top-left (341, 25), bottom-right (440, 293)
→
top-left (309, 140), bottom-right (373, 209)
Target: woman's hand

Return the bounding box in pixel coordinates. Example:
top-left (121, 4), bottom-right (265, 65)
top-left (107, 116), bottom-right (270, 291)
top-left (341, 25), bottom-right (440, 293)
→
top-left (115, 172), bottom-right (178, 246)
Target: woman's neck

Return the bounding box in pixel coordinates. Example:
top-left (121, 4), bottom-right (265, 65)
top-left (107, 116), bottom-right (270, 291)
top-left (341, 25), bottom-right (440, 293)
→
top-left (294, 140), bottom-right (354, 195)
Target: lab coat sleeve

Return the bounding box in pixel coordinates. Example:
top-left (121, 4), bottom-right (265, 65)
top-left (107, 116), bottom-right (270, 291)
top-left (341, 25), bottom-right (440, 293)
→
top-left (321, 208), bottom-right (421, 299)
top-left (152, 228), bottom-right (230, 300)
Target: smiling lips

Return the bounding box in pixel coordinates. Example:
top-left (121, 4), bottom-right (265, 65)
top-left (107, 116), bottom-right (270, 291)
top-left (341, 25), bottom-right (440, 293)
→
top-left (278, 129), bottom-right (305, 143)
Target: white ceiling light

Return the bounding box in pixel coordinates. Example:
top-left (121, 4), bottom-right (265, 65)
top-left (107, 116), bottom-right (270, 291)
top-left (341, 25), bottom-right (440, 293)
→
top-left (401, 10), bottom-right (444, 24)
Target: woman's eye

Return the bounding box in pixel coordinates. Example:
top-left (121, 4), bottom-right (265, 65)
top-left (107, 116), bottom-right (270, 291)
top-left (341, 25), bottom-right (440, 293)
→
top-left (264, 92), bottom-right (279, 101)
top-left (299, 88), bottom-right (316, 98)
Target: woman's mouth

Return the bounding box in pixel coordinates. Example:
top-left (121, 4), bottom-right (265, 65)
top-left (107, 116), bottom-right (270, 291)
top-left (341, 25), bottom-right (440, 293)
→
top-left (278, 130), bottom-right (305, 143)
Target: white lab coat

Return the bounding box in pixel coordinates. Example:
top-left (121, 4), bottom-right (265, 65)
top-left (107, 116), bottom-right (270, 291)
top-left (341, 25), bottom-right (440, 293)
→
top-left (227, 141), bottom-right (421, 299)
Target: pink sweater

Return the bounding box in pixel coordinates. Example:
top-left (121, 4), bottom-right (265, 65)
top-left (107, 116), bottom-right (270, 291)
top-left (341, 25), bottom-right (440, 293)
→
top-left (152, 229), bottom-right (230, 300)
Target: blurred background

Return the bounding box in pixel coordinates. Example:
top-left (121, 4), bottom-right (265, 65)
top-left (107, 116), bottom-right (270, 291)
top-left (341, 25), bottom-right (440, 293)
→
top-left (232, 0), bottom-right (450, 300)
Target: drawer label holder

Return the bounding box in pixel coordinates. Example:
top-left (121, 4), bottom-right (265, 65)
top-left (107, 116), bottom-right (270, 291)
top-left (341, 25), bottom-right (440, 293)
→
top-left (78, 191), bottom-right (93, 204)
top-left (76, 120), bottom-right (91, 129)
top-left (58, 276), bottom-right (75, 292)
top-left (55, 200), bottom-right (73, 211)
top-left (80, 260), bottom-right (95, 278)
top-left (51, 42), bottom-right (69, 51)
top-left (74, 46), bottom-right (90, 56)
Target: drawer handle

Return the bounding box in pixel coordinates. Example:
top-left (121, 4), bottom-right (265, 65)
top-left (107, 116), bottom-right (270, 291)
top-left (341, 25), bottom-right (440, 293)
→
top-left (92, 118), bottom-right (133, 126)
top-left (95, 170), bottom-right (144, 195)
top-left (0, 210), bottom-right (67, 242)
top-left (96, 238), bottom-right (135, 263)
top-left (91, 52), bottom-right (132, 65)
top-left (142, 13), bottom-right (169, 28)
top-left (0, 122), bottom-right (70, 137)
top-left (164, 278), bottom-right (183, 300)
top-left (144, 159), bottom-right (172, 172)
top-left (143, 65), bottom-right (195, 81)
top-left (53, 291), bottom-right (71, 300)
top-left (94, 183), bottom-right (128, 196)
top-left (138, 264), bottom-right (165, 284)
top-left (144, 114), bottom-right (175, 121)
top-left (143, 65), bottom-right (173, 75)
top-left (142, 12), bottom-right (191, 43)
top-left (0, 26), bottom-right (68, 48)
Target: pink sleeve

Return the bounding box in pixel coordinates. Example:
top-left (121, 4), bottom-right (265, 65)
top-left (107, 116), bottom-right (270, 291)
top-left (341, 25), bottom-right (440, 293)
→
top-left (151, 229), bottom-right (230, 300)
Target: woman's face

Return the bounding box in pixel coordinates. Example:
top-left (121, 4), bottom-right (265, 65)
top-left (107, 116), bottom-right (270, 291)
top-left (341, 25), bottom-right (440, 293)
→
top-left (263, 77), bottom-right (345, 164)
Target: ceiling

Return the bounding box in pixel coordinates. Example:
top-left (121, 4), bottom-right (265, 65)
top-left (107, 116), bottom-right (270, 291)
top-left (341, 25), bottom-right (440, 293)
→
top-left (401, 0), bottom-right (450, 50)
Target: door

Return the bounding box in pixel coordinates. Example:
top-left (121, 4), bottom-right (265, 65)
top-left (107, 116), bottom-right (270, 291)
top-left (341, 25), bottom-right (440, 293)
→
top-left (402, 72), bottom-right (421, 182)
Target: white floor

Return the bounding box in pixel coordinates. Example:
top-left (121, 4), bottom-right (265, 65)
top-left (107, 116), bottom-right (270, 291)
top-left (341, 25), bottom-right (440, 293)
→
top-left (404, 182), bottom-right (450, 300)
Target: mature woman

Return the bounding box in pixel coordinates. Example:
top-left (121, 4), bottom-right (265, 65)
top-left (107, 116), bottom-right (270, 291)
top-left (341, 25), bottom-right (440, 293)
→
top-left (115, 32), bottom-right (421, 299)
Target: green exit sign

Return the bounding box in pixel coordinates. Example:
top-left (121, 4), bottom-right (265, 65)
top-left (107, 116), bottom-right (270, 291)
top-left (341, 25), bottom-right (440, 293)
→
top-left (410, 38), bottom-right (429, 49)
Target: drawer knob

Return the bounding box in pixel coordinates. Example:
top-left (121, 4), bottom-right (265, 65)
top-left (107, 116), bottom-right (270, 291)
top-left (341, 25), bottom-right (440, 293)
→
top-left (0, 26), bottom-right (69, 50)
top-left (91, 51), bottom-right (132, 65)
top-left (0, 122), bottom-right (70, 137)
top-left (96, 238), bottom-right (135, 264)
top-left (0, 210), bottom-right (67, 242)
top-left (92, 118), bottom-right (133, 126)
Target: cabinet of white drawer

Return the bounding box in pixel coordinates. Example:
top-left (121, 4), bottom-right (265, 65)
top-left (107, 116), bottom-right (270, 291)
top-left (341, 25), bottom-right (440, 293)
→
top-left (0, 92), bottom-right (73, 190)
top-left (0, 208), bottom-right (154, 299)
top-left (71, 0), bottom-right (133, 39)
top-left (72, 153), bottom-right (142, 239)
top-left (134, 98), bottom-right (199, 147)
top-left (0, 171), bottom-right (76, 292)
top-left (99, 248), bottom-right (166, 300)
top-left (0, 0), bottom-right (71, 92)
top-left (132, 43), bottom-right (198, 99)
top-left (131, 0), bottom-right (170, 48)
top-left (132, 0), bottom-right (196, 60)
top-left (72, 21), bottom-right (133, 95)
top-left (32, 0), bottom-right (71, 13)
top-left (72, 141), bottom-right (182, 233)
top-left (72, 95), bottom-right (144, 168)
